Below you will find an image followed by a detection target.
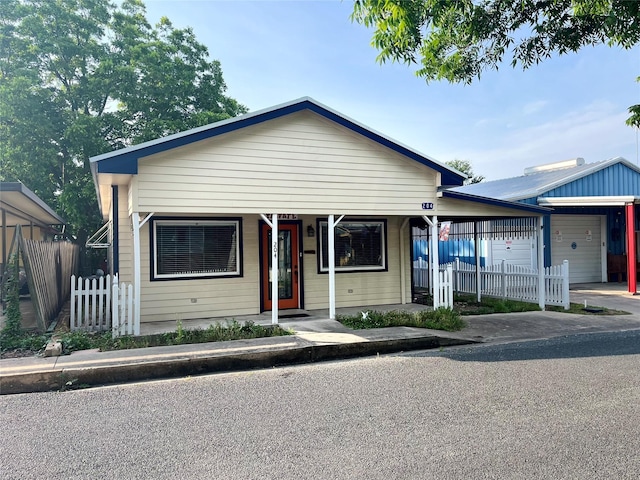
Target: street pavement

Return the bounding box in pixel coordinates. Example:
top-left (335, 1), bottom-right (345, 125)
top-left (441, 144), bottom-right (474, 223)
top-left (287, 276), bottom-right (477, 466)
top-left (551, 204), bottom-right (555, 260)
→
top-left (2, 283), bottom-right (640, 394)
top-left (2, 330), bottom-right (640, 479)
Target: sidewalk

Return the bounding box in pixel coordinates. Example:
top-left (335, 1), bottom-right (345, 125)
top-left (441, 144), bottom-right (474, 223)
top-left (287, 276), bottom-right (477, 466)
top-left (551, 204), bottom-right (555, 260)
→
top-left (3, 285), bottom-right (640, 395)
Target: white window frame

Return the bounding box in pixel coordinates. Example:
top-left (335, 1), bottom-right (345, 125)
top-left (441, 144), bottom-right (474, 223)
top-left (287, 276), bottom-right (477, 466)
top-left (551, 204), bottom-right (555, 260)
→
top-left (152, 218), bottom-right (241, 280)
top-left (319, 219), bottom-right (387, 273)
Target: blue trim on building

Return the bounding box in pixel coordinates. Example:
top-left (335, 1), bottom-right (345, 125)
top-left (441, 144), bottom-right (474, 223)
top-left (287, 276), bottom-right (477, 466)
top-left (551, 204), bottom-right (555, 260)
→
top-left (92, 99), bottom-right (465, 185)
top-left (543, 214), bottom-right (551, 267)
top-left (111, 185), bottom-right (119, 275)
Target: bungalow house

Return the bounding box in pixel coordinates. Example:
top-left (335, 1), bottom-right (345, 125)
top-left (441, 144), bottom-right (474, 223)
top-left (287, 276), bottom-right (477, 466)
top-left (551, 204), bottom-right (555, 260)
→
top-left (453, 157), bottom-right (640, 292)
top-left (89, 97), bottom-right (549, 325)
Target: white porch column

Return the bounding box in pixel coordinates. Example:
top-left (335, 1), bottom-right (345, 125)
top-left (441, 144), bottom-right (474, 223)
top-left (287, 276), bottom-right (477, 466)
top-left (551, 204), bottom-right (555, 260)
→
top-left (537, 215), bottom-right (546, 310)
top-left (422, 215), bottom-right (439, 309)
top-left (132, 212), bottom-right (154, 335)
top-left (399, 218), bottom-right (409, 304)
top-left (474, 222), bottom-right (481, 303)
top-left (328, 214), bottom-right (345, 319)
top-left (260, 213), bottom-right (279, 324)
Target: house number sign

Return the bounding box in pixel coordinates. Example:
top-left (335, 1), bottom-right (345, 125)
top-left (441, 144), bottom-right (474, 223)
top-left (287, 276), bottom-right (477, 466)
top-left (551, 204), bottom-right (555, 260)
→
top-left (421, 202), bottom-right (434, 210)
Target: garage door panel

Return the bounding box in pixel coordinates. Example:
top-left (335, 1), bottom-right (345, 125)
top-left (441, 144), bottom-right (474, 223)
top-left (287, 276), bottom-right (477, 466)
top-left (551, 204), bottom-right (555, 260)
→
top-left (551, 215), bottom-right (602, 284)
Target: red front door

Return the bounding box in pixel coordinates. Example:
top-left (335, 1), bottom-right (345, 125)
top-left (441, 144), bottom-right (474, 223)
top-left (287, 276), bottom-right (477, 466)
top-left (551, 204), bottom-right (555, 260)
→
top-left (261, 223), bottom-right (300, 310)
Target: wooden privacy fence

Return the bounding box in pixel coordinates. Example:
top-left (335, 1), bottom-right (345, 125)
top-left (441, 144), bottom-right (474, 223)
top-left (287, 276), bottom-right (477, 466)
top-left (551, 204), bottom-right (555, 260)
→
top-left (443, 258), bottom-right (570, 309)
top-left (19, 232), bottom-right (79, 331)
top-left (70, 274), bottom-right (139, 337)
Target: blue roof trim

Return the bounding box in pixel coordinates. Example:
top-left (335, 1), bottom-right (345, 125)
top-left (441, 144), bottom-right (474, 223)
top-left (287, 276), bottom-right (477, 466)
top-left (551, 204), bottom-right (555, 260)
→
top-left (440, 190), bottom-right (552, 214)
top-left (91, 98), bottom-right (465, 185)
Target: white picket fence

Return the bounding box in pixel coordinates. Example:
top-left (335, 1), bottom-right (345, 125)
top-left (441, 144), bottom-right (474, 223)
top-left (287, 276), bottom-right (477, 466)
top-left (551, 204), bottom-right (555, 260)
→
top-left (435, 264), bottom-right (454, 309)
top-left (70, 274), bottom-right (139, 337)
top-left (415, 259), bottom-right (570, 309)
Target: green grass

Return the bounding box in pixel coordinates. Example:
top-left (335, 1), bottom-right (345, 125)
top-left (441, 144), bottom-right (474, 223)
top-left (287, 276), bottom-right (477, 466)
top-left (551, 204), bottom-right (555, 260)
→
top-left (1, 320), bottom-right (293, 356)
top-left (337, 308), bottom-right (466, 332)
top-left (453, 294), bottom-right (542, 315)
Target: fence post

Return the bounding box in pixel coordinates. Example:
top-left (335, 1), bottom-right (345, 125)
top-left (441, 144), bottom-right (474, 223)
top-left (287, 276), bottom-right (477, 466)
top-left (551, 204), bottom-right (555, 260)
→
top-left (446, 264), bottom-right (453, 308)
top-left (562, 260), bottom-right (570, 310)
top-left (500, 259), bottom-right (506, 299)
top-left (70, 275), bottom-right (76, 330)
top-left (111, 275), bottom-right (119, 339)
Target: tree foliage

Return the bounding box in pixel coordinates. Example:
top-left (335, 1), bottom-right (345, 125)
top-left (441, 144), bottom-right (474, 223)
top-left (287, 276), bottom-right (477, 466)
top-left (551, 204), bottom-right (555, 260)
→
top-left (352, 0), bottom-right (640, 125)
top-left (445, 159), bottom-right (484, 185)
top-left (0, 0), bottom-right (246, 243)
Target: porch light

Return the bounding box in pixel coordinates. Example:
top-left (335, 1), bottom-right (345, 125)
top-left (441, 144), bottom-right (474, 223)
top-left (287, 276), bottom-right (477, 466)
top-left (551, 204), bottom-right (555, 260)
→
top-left (307, 225), bottom-right (315, 237)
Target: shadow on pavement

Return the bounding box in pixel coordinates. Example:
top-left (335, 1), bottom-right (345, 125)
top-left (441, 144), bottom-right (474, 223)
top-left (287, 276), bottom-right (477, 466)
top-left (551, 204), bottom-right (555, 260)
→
top-left (402, 330), bottom-right (640, 362)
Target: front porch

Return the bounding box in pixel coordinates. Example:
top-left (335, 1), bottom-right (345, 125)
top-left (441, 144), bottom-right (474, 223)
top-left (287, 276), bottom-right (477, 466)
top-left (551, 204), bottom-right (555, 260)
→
top-left (139, 302), bottom-right (436, 336)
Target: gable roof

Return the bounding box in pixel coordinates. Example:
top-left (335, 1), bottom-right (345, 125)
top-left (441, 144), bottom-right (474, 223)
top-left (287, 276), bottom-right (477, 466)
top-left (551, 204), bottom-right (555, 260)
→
top-left (90, 97), bottom-right (466, 186)
top-left (452, 156), bottom-right (640, 201)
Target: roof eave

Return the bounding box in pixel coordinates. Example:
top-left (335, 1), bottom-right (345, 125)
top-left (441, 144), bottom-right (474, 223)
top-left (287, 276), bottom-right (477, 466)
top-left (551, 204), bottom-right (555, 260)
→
top-left (439, 190), bottom-right (552, 214)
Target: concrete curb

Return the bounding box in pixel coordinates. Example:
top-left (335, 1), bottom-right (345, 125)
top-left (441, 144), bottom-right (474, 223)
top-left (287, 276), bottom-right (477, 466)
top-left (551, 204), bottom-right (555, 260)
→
top-left (0, 336), bottom-right (475, 395)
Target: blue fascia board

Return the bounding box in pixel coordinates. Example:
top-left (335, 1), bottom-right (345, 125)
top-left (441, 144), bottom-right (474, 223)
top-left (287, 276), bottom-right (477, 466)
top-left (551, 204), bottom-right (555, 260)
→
top-left (440, 190), bottom-right (552, 214)
top-left (91, 99), bottom-right (465, 185)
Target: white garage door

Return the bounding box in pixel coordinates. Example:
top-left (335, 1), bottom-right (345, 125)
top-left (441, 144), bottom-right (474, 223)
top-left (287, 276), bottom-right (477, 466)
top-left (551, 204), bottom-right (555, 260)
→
top-left (550, 215), bottom-right (603, 284)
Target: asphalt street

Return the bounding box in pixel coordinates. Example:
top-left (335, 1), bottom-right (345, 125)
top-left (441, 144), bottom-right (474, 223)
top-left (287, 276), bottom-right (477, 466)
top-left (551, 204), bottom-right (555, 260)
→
top-left (2, 331), bottom-right (640, 479)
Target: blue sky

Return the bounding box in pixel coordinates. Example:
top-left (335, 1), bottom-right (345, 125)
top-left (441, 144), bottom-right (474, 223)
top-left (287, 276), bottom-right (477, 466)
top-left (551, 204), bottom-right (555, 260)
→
top-left (145, 0), bottom-right (640, 180)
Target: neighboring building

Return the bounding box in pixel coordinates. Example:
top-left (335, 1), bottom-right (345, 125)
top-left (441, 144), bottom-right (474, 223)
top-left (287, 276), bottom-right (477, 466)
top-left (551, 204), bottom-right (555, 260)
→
top-left (0, 182), bottom-right (65, 276)
top-left (90, 97), bottom-right (548, 324)
top-left (453, 157), bottom-right (640, 290)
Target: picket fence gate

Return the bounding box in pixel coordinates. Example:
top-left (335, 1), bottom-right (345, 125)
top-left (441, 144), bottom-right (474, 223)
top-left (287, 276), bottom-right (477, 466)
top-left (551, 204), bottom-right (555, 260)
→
top-left (70, 274), bottom-right (139, 337)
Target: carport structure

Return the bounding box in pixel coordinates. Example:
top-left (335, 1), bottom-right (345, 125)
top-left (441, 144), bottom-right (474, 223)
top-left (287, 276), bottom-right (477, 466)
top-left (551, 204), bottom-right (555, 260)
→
top-left (454, 157), bottom-right (640, 293)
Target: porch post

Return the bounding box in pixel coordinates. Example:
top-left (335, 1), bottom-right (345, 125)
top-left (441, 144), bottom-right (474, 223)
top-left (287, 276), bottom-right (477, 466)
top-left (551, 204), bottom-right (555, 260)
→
top-left (327, 214), bottom-right (344, 319)
top-left (132, 212), bottom-right (154, 335)
top-left (625, 203), bottom-right (637, 293)
top-left (399, 218), bottom-right (409, 304)
top-left (431, 215), bottom-right (439, 309)
top-left (421, 215), bottom-right (438, 308)
top-left (537, 215), bottom-right (546, 310)
top-left (132, 213), bottom-right (141, 335)
top-left (271, 214), bottom-right (279, 324)
top-left (474, 222), bottom-right (481, 303)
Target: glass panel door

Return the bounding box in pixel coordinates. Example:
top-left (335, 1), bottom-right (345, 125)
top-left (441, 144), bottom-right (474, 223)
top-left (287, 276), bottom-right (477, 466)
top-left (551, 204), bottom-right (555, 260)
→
top-left (261, 223), bottom-right (299, 310)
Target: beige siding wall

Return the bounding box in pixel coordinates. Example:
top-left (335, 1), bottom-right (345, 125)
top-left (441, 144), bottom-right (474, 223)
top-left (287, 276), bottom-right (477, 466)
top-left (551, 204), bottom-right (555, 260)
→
top-left (135, 213), bottom-right (411, 323)
top-left (301, 216), bottom-right (408, 310)
top-left (138, 215), bottom-right (260, 323)
top-left (135, 111), bottom-right (438, 216)
top-left (117, 186), bottom-right (134, 284)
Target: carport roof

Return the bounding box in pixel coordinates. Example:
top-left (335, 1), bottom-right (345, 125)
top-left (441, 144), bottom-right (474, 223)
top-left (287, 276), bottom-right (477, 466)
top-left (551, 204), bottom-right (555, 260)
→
top-left (452, 156), bottom-right (638, 202)
top-left (0, 182), bottom-right (65, 228)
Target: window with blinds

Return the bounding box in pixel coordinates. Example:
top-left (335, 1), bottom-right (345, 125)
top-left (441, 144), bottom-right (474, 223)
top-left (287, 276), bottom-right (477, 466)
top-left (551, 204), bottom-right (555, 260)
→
top-left (319, 220), bottom-right (386, 272)
top-left (152, 219), bottom-right (241, 279)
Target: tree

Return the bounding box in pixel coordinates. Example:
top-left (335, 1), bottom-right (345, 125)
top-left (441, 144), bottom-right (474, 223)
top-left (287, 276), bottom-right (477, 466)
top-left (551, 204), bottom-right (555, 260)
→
top-left (445, 159), bottom-right (484, 185)
top-left (0, 0), bottom-right (246, 247)
top-left (351, 0), bottom-right (640, 126)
